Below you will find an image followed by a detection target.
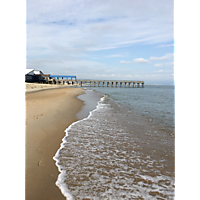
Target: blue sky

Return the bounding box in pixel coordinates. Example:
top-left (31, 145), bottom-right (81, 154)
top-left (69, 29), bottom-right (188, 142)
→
top-left (26, 0), bottom-right (174, 84)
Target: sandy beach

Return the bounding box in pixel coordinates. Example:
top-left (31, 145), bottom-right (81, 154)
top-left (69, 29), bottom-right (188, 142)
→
top-left (25, 86), bottom-right (85, 200)
top-left (25, 83), bottom-right (175, 199)
top-left (25, 82), bottom-right (76, 93)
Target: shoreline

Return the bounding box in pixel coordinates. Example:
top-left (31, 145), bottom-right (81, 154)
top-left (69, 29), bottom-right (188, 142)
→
top-left (88, 85), bottom-right (175, 134)
top-left (51, 87), bottom-right (174, 199)
top-left (25, 87), bottom-right (86, 200)
top-left (25, 85), bottom-right (174, 199)
top-left (53, 90), bottom-right (104, 199)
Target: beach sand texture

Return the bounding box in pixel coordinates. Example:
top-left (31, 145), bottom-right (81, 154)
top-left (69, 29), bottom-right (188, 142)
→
top-left (25, 82), bottom-right (78, 93)
top-left (25, 82), bottom-right (66, 93)
top-left (25, 87), bottom-right (84, 200)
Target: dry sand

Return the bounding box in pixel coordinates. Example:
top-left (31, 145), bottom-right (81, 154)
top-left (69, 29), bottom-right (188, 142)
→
top-left (25, 82), bottom-right (78, 93)
top-left (25, 87), bottom-right (85, 200)
top-left (25, 83), bottom-right (66, 93)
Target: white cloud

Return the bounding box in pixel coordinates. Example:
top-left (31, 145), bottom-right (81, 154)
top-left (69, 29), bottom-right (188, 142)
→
top-left (134, 58), bottom-right (149, 63)
top-left (154, 63), bottom-right (163, 67)
top-left (90, 46), bottom-right (117, 51)
top-left (27, 0), bottom-right (174, 57)
top-left (154, 62), bottom-right (174, 67)
top-left (26, 0), bottom-right (174, 84)
top-left (159, 44), bottom-right (174, 48)
top-left (149, 53), bottom-right (174, 61)
top-left (120, 60), bottom-right (131, 64)
top-left (164, 62), bottom-right (174, 66)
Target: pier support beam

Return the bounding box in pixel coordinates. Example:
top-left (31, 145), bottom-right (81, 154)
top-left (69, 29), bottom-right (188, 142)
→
top-left (74, 79), bottom-right (144, 88)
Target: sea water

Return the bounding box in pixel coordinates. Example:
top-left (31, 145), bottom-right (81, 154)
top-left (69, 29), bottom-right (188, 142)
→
top-left (89, 85), bottom-right (175, 133)
top-left (54, 85), bottom-right (175, 199)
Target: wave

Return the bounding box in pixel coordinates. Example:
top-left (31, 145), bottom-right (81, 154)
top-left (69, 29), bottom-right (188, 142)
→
top-left (53, 96), bottom-right (106, 199)
top-left (53, 89), bottom-right (174, 199)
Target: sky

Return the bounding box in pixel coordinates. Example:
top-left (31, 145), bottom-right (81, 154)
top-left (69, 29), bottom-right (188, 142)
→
top-left (26, 0), bottom-right (174, 85)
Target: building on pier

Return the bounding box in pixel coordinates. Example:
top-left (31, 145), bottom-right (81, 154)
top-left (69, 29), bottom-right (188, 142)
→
top-left (25, 69), bottom-right (144, 87)
top-left (25, 69), bottom-right (76, 84)
top-left (25, 69), bottom-right (50, 83)
top-left (48, 75), bottom-right (76, 80)
top-left (47, 75), bottom-right (77, 85)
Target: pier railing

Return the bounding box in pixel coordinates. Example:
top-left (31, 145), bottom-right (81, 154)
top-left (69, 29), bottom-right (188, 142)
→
top-left (46, 78), bottom-right (144, 88)
top-left (77, 80), bottom-right (144, 88)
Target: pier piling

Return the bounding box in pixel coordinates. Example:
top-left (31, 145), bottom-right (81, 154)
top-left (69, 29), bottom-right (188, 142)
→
top-left (47, 77), bottom-right (144, 88)
top-left (75, 80), bottom-right (145, 88)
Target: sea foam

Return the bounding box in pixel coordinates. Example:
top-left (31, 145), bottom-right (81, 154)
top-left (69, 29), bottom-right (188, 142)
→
top-left (53, 96), bottom-right (105, 199)
top-left (53, 87), bottom-right (174, 199)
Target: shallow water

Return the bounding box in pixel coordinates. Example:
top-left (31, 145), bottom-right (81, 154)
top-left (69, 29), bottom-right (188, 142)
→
top-left (54, 85), bottom-right (175, 199)
top-left (88, 85), bottom-right (175, 133)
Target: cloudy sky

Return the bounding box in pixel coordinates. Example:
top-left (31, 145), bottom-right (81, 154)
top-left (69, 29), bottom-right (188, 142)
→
top-left (26, 0), bottom-right (174, 84)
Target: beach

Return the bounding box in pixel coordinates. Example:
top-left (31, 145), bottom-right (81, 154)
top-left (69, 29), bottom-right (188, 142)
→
top-left (54, 85), bottom-right (175, 199)
top-left (25, 84), bottom-right (175, 199)
top-left (25, 82), bottom-right (77, 93)
top-left (25, 86), bottom-right (86, 200)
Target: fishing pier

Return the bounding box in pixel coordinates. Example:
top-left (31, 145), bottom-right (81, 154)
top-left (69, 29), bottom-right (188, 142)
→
top-left (46, 77), bottom-right (144, 88)
top-left (77, 80), bottom-right (144, 88)
top-left (47, 76), bottom-right (144, 88)
top-left (43, 75), bottom-right (144, 88)
top-left (25, 70), bottom-right (144, 88)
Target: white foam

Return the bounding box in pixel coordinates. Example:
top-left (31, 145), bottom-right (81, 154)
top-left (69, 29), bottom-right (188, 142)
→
top-left (53, 96), bottom-right (106, 199)
top-left (52, 92), bottom-right (174, 199)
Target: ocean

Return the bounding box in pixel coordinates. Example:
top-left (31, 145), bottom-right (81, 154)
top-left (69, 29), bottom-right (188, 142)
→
top-left (54, 85), bottom-right (175, 200)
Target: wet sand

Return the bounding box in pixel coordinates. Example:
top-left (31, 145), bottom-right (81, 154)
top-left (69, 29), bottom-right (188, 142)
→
top-left (25, 87), bottom-right (85, 200)
top-left (55, 96), bottom-right (175, 199)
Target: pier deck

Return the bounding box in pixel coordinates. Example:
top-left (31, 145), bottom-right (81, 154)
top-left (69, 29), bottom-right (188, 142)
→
top-left (46, 78), bottom-right (144, 88)
top-left (77, 80), bottom-right (144, 88)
